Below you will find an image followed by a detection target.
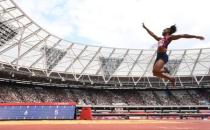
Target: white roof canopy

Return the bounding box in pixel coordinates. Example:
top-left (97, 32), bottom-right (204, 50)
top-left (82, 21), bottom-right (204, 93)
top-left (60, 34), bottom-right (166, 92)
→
top-left (0, 0), bottom-right (210, 84)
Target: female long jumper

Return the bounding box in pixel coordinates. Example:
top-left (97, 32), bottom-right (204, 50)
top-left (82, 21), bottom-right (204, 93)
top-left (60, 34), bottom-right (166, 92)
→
top-left (142, 23), bottom-right (204, 87)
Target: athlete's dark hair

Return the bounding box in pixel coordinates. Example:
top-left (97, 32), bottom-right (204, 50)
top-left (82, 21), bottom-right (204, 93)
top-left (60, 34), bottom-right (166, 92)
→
top-left (169, 25), bottom-right (177, 34)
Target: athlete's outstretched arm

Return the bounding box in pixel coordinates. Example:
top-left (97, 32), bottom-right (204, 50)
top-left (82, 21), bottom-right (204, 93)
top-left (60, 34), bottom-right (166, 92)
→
top-left (142, 23), bottom-right (161, 41)
top-left (170, 34), bottom-right (205, 40)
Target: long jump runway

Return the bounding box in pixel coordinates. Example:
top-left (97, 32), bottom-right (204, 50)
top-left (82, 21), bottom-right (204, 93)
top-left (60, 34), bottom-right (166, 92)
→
top-left (0, 120), bottom-right (210, 130)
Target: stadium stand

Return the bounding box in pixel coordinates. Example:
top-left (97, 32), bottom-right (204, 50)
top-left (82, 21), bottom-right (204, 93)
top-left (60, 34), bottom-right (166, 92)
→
top-left (0, 81), bottom-right (209, 106)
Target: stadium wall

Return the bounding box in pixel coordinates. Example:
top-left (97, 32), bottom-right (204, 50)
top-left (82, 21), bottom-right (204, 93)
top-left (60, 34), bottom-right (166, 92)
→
top-left (0, 102), bottom-right (76, 120)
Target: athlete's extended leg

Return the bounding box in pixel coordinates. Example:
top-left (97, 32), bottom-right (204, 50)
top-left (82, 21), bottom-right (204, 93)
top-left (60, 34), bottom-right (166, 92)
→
top-left (153, 59), bottom-right (175, 87)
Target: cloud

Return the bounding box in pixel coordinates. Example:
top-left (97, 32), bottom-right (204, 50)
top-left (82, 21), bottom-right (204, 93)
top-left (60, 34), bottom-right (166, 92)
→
top-left (14, 0), bottom-right (209, 49)
top-left (15, 0), bottom-right (74, 38)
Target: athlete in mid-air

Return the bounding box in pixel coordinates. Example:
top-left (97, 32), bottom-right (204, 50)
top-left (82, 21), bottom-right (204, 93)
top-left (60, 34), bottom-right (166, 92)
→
top-left (142, 23), bottom-right (204, 87)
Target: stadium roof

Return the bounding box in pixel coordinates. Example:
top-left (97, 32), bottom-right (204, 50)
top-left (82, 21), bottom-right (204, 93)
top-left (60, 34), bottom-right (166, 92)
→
top-left (0, 0), bottom-right (210, 85)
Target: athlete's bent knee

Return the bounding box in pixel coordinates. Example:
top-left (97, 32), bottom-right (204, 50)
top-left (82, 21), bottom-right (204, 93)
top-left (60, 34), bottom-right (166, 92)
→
top-left (153, 70), bottom-right (159, 76)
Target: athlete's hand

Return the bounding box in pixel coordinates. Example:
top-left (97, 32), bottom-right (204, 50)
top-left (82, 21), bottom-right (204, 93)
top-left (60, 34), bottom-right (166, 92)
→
top-left (142, 23), bottom-right (146, 29)
top-left (197, 36), bottom-right (205, 40)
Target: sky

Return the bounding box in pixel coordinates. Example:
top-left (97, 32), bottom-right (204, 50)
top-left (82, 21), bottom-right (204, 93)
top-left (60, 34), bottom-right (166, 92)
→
top-left (14, 0), bottom-right (210, 49)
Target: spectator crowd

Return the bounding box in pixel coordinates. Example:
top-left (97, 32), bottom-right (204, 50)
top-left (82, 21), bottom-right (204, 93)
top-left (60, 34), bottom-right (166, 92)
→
top-left (0, 82), bottom-right (209, 106)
